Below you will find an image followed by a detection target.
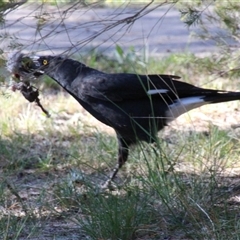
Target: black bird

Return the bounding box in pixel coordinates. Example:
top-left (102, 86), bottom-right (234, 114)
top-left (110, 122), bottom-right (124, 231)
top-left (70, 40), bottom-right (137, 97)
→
top-left (8, 53), bottom-right (240, 187)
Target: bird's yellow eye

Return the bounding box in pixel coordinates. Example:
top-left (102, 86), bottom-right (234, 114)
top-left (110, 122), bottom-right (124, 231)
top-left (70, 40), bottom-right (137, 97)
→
top-left (43, 59), bottom-right (48, 65)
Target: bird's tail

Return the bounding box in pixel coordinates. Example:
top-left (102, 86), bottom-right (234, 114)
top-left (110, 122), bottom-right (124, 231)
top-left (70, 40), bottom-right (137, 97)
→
top-left (165, 91), bottom-right (240, 123)
top-left (203, 91), bottom-right (240, 104)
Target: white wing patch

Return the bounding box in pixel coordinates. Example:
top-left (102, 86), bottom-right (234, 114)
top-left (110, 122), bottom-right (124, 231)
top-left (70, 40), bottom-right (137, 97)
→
top-left (147, 89), bottom-right (169, 95)
top-left (165, 96), bottom-right (208, 123)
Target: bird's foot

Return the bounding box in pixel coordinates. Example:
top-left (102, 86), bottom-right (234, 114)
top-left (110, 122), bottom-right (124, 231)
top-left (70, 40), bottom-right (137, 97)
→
top-left (101, 179), bottom-right (117, 191)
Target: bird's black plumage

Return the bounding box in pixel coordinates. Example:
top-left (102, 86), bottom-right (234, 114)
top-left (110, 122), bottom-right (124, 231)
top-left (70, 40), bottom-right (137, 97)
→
top-left (9, 54), bottom-right (240, 187)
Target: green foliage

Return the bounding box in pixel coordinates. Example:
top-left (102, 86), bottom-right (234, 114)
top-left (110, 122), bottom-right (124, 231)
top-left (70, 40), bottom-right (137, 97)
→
top-left (77, 190), bottom-right (155, 239)
top-left (0, 215), bottom-right (34, 240)
top-left (178, 1), bottom-right (240, 78)
top-left (82, 45), bottom-right (148, 74)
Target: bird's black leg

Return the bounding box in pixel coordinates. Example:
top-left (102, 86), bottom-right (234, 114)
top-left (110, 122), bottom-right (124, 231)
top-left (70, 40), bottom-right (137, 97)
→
top-left (110, 137), bottom-right (129, 181)
top-left (102, 137), bottom-right (129, 189)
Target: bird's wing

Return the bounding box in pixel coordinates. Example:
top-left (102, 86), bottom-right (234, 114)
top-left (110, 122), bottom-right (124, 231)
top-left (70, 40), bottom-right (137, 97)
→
top-left (79, 73), bottom-right (204, 102)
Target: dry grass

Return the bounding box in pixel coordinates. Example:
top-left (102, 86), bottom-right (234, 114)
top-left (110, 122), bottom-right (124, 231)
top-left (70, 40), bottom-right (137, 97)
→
top-left (1, 56), bottom-right (240, 239)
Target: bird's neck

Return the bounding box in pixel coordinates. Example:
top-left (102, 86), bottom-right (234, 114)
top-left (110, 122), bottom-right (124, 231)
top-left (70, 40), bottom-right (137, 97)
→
top-left (47, 59), bottom-right (98, 89)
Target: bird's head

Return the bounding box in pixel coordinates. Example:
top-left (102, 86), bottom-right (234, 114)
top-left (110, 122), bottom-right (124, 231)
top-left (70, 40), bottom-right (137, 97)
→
top-left (27, 55), bottom-right (60, 74)
top-left (7, 52), bottom-right (63, 82)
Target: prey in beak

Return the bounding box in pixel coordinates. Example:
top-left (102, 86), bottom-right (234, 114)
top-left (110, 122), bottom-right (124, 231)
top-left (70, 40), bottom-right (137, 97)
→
top-left (6, 51), bottom-right (50, 117)
top-left (7, 52), bottom-right (44, 82)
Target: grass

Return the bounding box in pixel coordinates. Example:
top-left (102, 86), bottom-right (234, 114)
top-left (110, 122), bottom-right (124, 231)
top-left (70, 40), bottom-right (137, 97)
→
top-left (1, 50), bottom-right (240, 239)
